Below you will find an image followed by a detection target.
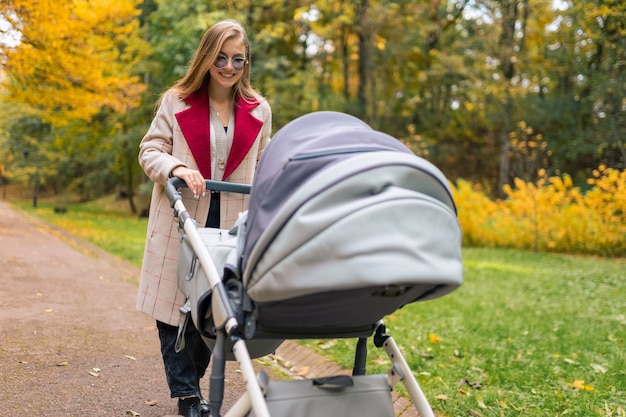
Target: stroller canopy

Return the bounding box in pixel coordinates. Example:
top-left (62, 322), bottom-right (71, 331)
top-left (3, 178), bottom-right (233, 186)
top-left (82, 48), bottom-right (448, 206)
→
top-left (242, 111), bottom-right (452, 271)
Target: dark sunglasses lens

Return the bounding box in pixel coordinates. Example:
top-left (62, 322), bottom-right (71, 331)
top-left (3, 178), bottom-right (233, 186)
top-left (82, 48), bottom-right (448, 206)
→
top-left (232, 58), bottom-right (246, 70)
top-left (215, 56), bottom-right (227, 68)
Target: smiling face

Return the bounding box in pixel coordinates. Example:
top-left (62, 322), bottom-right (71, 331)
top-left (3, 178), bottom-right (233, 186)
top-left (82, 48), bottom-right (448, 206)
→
top-left (208, 35), bottom-right (247, 94)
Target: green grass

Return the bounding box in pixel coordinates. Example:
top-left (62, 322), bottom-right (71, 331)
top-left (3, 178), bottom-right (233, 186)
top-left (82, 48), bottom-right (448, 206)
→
top-left (13, 197), bottom-right (148, 268)
top-left (12, 199), bottom-right (626, 416)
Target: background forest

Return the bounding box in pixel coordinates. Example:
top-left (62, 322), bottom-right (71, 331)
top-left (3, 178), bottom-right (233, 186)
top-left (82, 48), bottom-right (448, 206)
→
top-left (0, 0), bottom-right (624, 252)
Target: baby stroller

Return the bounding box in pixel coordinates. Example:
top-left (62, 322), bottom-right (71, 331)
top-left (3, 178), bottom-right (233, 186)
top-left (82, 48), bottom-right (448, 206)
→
top-left (166, 111), bottom-right (463, 417)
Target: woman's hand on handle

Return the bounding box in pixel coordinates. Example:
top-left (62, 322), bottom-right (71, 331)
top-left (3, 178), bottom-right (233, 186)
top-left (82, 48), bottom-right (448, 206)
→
top-left (171, 166), bottom-right (206, 198)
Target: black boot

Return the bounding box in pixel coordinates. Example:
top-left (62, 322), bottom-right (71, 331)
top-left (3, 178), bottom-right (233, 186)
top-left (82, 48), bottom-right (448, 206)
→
top-left (199, 397), bottom-right (211, 417)
top-left (178, 397), bottom-right (201, 417)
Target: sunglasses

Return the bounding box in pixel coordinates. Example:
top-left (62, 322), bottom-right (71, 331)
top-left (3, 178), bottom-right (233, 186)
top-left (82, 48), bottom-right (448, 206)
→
top-left (214, 54), bottom-right (248, 71)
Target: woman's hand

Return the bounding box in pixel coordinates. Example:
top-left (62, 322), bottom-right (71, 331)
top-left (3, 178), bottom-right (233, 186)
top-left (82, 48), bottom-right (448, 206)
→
top-left (171, 166), bottom-right (206, 198)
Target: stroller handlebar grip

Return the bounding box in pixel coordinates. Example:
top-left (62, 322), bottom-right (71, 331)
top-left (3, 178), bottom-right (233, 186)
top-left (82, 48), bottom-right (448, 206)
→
top-left (165, 177), bottom-right (186, 208)
top-left (204, 179), bottom-right (252, 194)
top-left (166, 177), bottom-right (252, 208)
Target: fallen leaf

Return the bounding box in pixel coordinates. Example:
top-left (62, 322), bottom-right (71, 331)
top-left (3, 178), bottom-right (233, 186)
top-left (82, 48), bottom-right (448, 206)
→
top-left (44, 308), bottom-right (53, 313)
top-left (319, 340), bottom-right (336, 350)
top-left (88, 371), bottom-right (100, 377)
top-left (591, 363), bottom-right (607, 374)
top-left (476, 393), bottom-right (487, 409)
top-left (457, 377), bottom-right (482, 389)
top-left (296, 366), bottom-right (310, 376)
top-left (567, 379), bottom-right (595, 391)
top-left (420, 351), bottom-right (435, 359)
top-left (144, 400), bottom-right (158, 406)
top-left (55, 362), bottom-right (68, 367)
top-left (468, 409), bottom-right (483, 417)
top-left (126, 410), bottom-right (140, 416)
top-left (429, 333), bottom-right (442, 344)
top-left (125, 355), bottom-right (137, 361)
top-left (435, 394), bottom-right (449, 400)
top-left (470, 381), bottom-right (482, 389)
top-left (92, 367), bottom-right (101, 372)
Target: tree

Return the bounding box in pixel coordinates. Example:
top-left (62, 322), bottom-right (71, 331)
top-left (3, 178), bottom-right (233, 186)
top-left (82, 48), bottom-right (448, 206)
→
top-left (1, 0), bottom-right (151, 205)
top-left (1, 0), bottom-right (148, 126)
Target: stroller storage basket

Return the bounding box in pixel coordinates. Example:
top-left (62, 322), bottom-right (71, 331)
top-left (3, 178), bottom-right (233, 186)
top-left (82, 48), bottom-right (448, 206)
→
top-left (246, 374), bottom-right (395, 417)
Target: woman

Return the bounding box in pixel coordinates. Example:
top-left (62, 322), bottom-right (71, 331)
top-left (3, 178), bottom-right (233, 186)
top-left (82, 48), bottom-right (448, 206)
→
top-left (136, 20), bottom-right (271, 417)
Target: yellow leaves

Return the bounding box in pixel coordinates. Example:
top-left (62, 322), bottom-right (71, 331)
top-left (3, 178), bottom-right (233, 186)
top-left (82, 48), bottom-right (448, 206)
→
top-left (375, 35), bottom-right (386, 51)
top-left (296, 365), bottom-right (310, 377)
top-left (452, 166), bottom-right (626, 256)
top-left (429, 333), bottom-right (442, 344)
top-left (1, 0), bottom-right (149, 125)
top-left (476, 393), bottom-right (487, 409)
top-left (566, 379), bottom-right (595, 391)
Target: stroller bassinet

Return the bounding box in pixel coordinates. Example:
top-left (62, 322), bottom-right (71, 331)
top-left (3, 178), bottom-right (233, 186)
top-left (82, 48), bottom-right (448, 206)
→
top-left (166, 111), bottom-right (463, 417)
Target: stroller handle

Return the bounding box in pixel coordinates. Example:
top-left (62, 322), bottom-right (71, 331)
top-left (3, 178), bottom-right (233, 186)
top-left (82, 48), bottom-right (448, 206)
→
top-left (165, 177), bottom-right (252, 208)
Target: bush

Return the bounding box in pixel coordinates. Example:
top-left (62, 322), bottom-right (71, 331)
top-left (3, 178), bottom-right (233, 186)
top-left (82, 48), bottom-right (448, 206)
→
top-left (451, 166), bottom-right (626, 257)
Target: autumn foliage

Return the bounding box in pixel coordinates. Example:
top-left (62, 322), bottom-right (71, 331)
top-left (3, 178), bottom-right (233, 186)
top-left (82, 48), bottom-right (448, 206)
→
top-left (452, 167), bottom-right (626, 257)
top-left (1, 0), bottom-right (148, 125)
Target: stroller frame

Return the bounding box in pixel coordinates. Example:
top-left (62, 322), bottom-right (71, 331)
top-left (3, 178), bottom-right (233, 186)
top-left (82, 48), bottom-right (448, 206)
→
top-left (166, 178), bottom-right (436, 417)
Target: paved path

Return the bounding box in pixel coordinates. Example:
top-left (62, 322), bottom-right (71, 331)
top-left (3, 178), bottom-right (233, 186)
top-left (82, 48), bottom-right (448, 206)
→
top-left (0, 200), bottom-right (419, 417)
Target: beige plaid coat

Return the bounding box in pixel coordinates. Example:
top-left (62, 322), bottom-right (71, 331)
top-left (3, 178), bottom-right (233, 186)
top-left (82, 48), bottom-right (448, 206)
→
top-left (136, 89), bottom-right (271, 325)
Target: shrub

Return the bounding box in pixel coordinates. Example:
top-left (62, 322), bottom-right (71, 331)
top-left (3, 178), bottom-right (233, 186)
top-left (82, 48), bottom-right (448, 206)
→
top-left (451, 167), bottom-right (626, 257)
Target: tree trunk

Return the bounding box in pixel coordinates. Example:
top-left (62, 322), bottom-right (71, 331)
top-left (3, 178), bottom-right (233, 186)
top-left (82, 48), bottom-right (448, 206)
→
top-left (121, 126), bottom-right (137, 215)
top-left (497, 0), bottom-right (527, 196)
top-left (498, 87), bottom-right (513, 197)
top-left (356, 0), bottom-right (371, 119)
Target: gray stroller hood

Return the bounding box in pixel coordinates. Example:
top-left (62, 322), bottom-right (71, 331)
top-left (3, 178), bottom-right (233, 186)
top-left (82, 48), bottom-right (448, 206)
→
top-left (242, 111), bottom-right (424, 273)
top-left (238, 112), bottom-right (463, 336)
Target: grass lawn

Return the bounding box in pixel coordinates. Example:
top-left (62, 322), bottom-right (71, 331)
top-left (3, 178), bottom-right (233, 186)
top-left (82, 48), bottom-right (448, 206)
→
top-left (12, 198), bottom-right (626, 416)
top-left (13, 197), bottom-right (148, 269)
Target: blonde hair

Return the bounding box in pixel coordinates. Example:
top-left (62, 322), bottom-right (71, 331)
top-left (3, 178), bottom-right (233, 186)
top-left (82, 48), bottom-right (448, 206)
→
top-left (163, 19), bottom-right (263, 104)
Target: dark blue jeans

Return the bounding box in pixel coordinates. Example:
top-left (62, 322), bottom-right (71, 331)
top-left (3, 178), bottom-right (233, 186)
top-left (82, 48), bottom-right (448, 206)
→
top-left (157, 320), bottom-right (211, 398)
